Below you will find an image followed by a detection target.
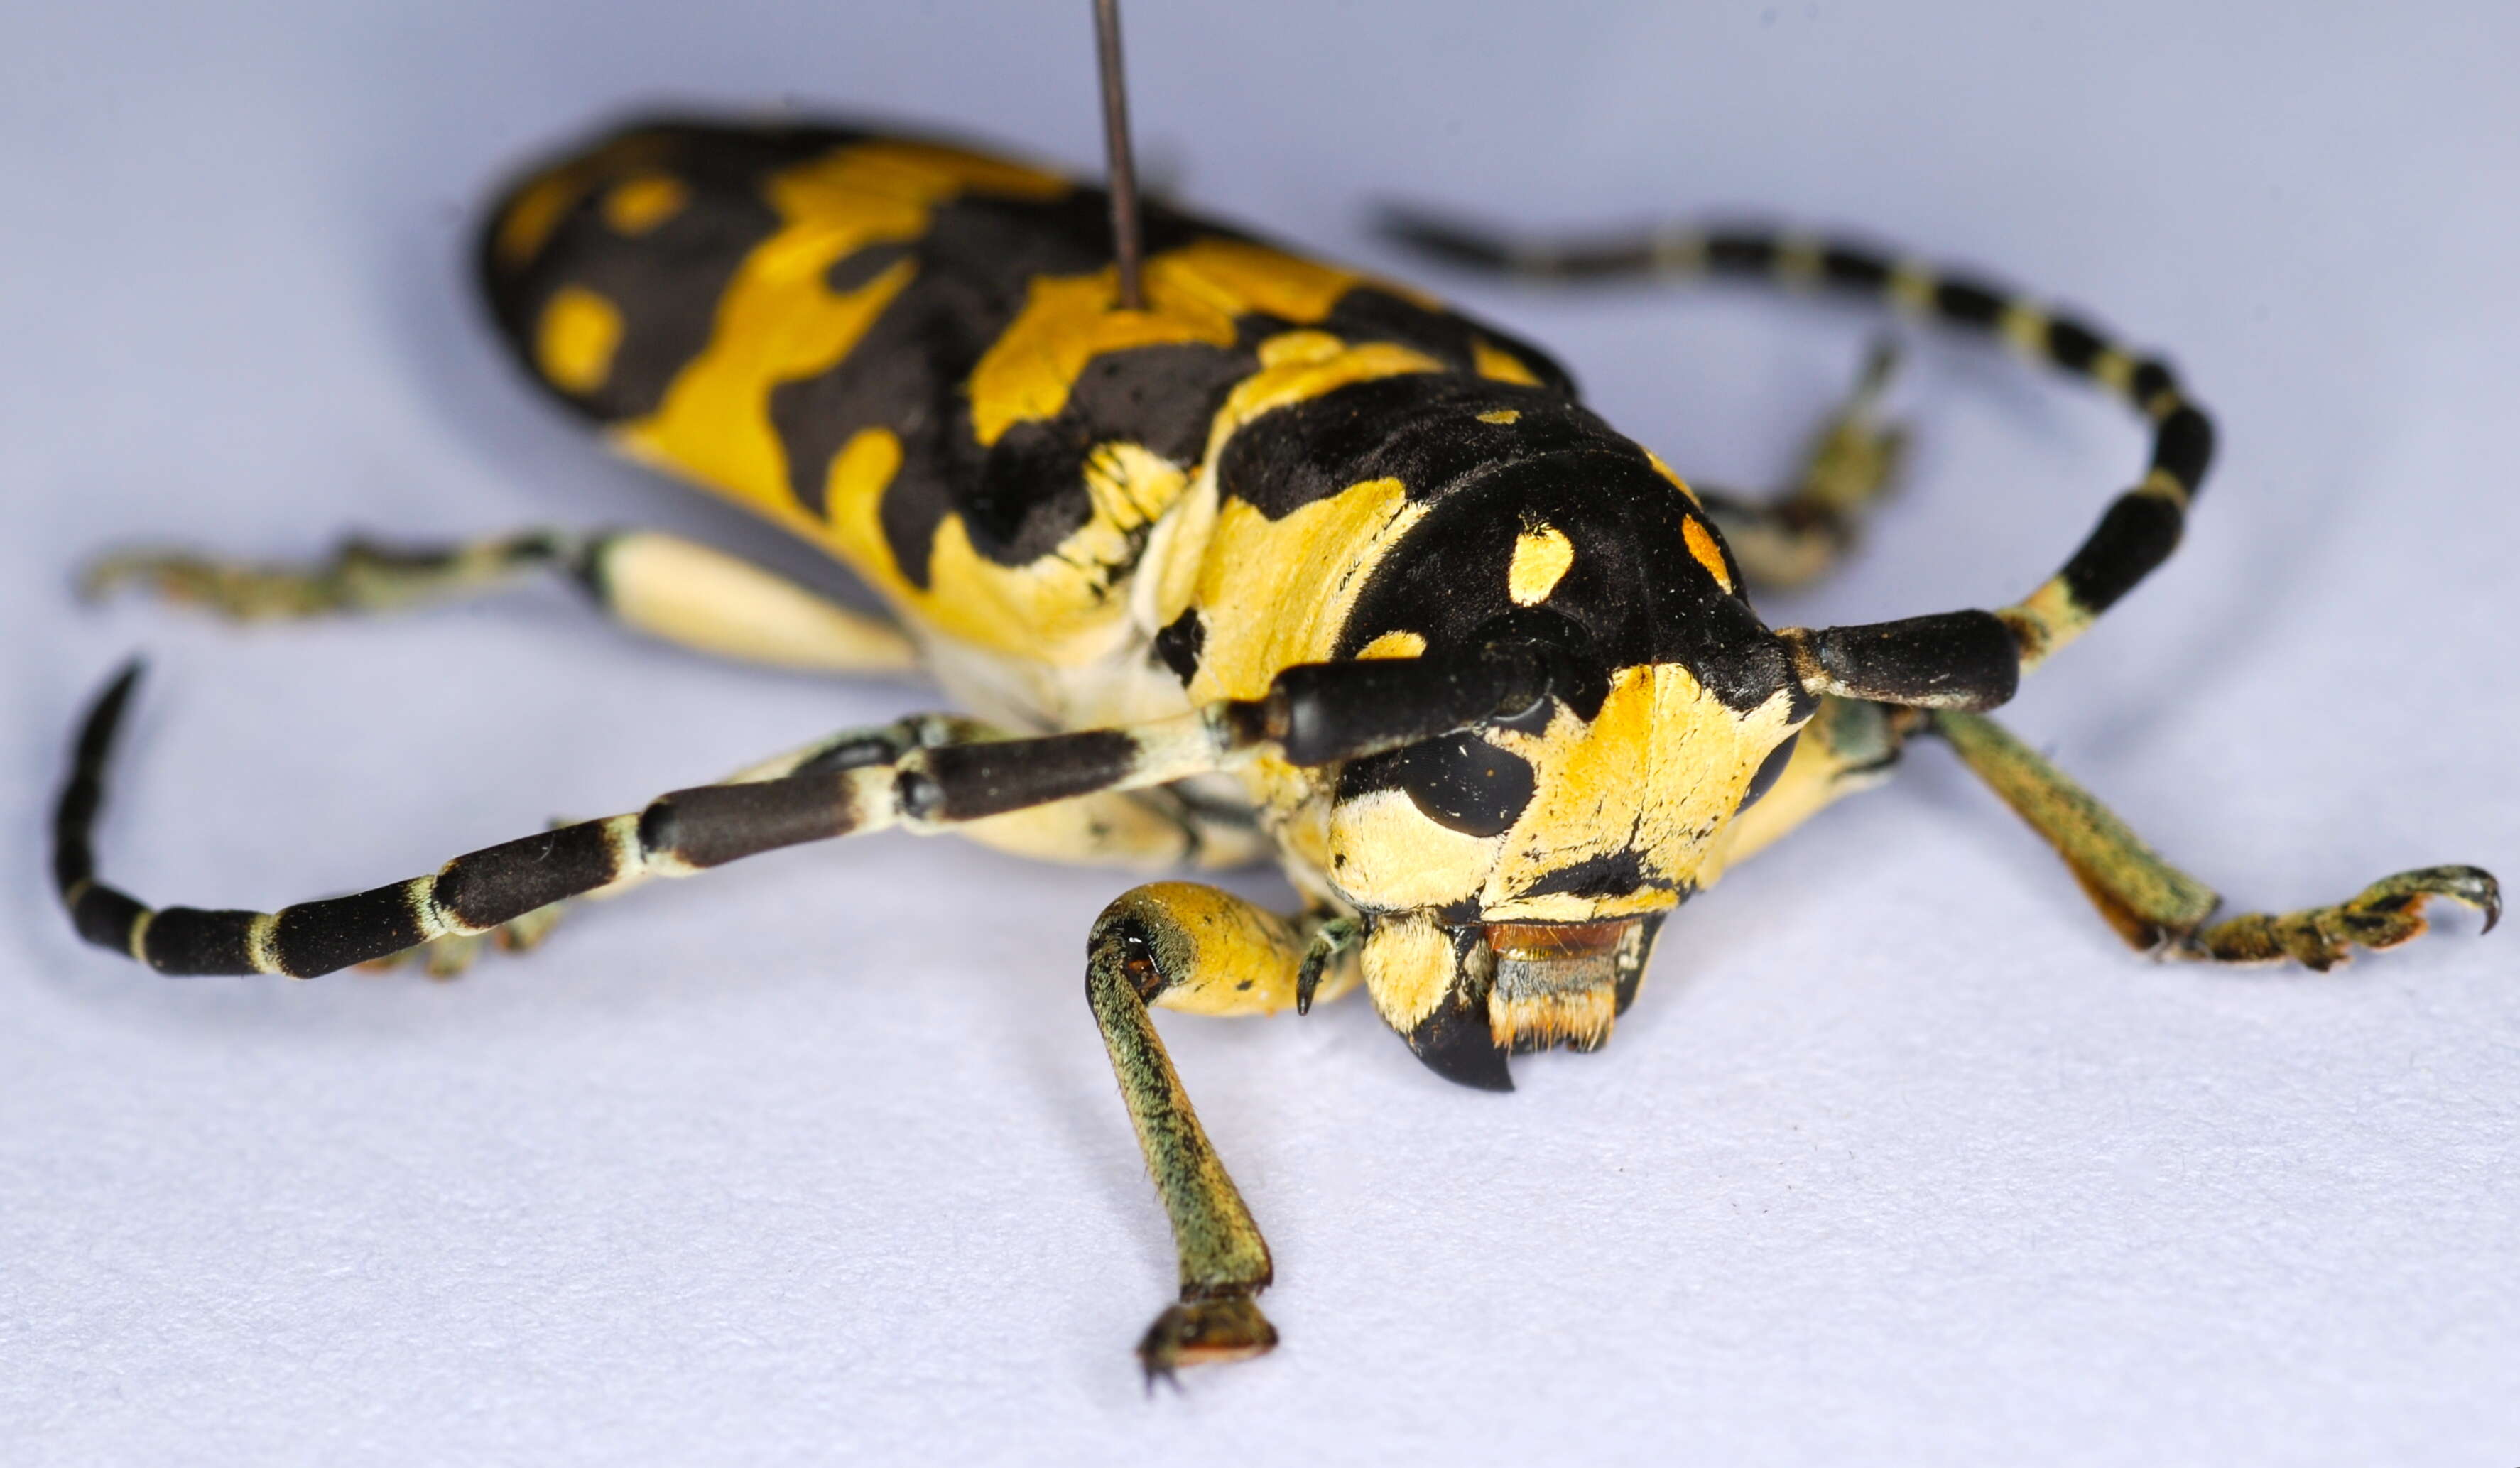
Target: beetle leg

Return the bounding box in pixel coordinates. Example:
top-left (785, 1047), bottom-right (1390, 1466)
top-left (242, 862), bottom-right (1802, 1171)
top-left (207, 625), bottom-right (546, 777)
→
top-left (1085, 882), bottom-right (1330, 1385)
top-left (1700, 339), bottom-right (1909, 592)
top-left (1928, 709), bottom-right (2499, 969)
top-left (85, 527), bottom-right (918, 675)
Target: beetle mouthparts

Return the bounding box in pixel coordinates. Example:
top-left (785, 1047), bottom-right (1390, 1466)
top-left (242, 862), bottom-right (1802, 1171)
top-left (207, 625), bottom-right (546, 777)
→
top-left (1483, 918), bottom-right (1634, 1053)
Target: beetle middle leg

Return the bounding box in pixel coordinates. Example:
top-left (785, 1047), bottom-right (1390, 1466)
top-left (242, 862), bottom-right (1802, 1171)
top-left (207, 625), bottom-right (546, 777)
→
top-left (1928, 709), bottom-right (2499, 969)
top-left (1697, 339), bottom-right (1909, 592)
top-left (1085, 881), bottom-right (1357, 1384)
top-left (85, 527), bottom-right (918, 674)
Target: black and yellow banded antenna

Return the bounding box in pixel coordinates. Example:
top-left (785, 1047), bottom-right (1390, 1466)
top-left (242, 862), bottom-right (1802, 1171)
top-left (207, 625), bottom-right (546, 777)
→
top-left (1094, 0), bottom-right (1146, 310)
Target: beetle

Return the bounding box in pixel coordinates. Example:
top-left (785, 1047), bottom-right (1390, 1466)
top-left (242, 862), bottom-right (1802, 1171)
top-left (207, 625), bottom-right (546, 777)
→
top-left (50, 2), bottom-right (2498, 1384)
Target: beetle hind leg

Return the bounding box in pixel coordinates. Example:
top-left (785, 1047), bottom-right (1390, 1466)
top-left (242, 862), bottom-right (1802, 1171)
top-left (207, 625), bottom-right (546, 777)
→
top-left (86, 527), bottom-right (918, 674)
top-left (84, 530), bottom-right (570, 621)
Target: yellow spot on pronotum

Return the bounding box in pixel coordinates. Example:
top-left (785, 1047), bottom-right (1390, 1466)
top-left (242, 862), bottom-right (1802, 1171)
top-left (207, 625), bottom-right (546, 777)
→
top-left (1642, 449), bottom-right (1702, 506)
top-left (1471, 337), bottom-right (1541, 386)
top-left (602, 173), bottom-right (690, 235)
top-left (1356, 629), bottom-right (1427, 660)
top-left (1508, 523), bottom-right (1575, 606)
top-left (536, 286), bottom-right (624, 394)
top-left (1682, 515), bottom-right (1732, 591)
top-left (1477, 408), bottom-right (1520, 425)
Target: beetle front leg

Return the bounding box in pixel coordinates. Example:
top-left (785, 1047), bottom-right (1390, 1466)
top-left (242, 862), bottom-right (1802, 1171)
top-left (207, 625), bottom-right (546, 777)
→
top-left (1929, 709), bottom-right (2499, 969)
top-left (1085, 883), bottom-right (1327, 1384)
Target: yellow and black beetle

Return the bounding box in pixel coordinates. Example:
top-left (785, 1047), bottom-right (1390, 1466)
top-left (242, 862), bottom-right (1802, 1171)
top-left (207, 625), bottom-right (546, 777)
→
top-left (51, 2), bottom-right (2499, 1382)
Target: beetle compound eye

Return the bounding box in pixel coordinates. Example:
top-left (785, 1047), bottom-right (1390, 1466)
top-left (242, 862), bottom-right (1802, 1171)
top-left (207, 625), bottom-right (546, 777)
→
top-left (1341, 732), bottom-right (1535, 839)
top-left (1400, 733), bottom-right (1536, 837)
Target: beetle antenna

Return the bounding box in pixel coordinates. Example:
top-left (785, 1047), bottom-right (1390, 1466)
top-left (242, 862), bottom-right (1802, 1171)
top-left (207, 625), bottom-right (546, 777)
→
top-left (1093, 0), bottom-right (1146, 310)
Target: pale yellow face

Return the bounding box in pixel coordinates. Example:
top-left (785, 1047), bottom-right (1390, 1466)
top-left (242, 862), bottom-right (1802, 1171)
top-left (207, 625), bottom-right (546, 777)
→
top-left (1323, 661), bottom-right (1808, 922)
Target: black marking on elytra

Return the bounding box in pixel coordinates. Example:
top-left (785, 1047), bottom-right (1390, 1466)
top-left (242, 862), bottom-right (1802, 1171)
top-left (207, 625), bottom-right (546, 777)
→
top-left (1315, 286), bottom-right (1575, 396)
top-left (1337, 732), bottom-right (1535, 839)
top-left (480, 119), bottom-right (835, 422)
top-left (961, 340), bottom-right (1256, 565)
top-left (825, 240), bottom-right (913, 293)
top-left (433, 820), bottom-right (622, 933)
top-left (272, 884), bottom-right (426, 977)
top-left (1155, 608), bottom-right (1205, 684)
top-left (489, 117), bottom-right (1587, 592)
top-left (1737, 730), bottom-right (1802, 814)
top-left (141, 908), bottom-right (261, 976)
top-left (641, 776), bottom-right (855, 869)
top-left (2060, 492), bottom-right (2185, 614)
top-left (920, 729), bottom-right (1139, 822)
top-left (1516, 849), bottom-right (1658, 903)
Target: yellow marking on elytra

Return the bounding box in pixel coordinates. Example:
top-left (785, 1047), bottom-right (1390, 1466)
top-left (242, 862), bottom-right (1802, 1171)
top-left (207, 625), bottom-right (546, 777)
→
top-left (1355, 629), bottom-right (1427, 660)
top-left (1643, 448), bottom-right (1703, 506)
top-left (1256, 329), bottom-right (1346, 368)
top-left (1508, 522), bottom-right (1575, 606)
top-left (535, 286), bottom-right (625, 393)
top-left (1471, 337), bottom-right (1541, 385)
top-left (492, 131), bottom-right (675, 266)
top-left (602, 173), bottom-right (690, 234)
top-left (1477, 408), bottom-right (1520, 425)
top-left (1682, 515), bottom-right (1733, 592)
top-left (967, 240), bottom-right (1364, 447)
top-left (814, 427), bottom-right (1190, 661)
top-left (617, 256), bottom-right (915, 507)
top-left (495, 173), bottom-right (582, 266)
top-left (1480, 667), bottom-right (1805, 921)
top-left (1359, 912), bottom-right (1462, 1033)
top-left (617, 138), bottom-right (1065, 521)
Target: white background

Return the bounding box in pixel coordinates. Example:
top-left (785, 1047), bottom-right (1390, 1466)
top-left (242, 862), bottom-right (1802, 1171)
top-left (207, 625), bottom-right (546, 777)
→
top-left (3, 3), bottom-right (2514, 1464)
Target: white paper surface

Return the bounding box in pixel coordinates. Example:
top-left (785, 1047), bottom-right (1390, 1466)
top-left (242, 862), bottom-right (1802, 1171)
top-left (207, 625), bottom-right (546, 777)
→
top-left (3, 3), bottom-right (2514, 1463)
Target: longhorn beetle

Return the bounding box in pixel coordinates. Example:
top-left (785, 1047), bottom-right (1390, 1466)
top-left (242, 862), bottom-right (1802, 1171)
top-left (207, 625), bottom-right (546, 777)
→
top-left (52, 1), bottom-right (2499, 1383)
